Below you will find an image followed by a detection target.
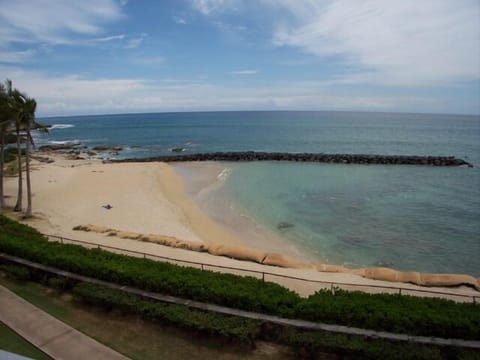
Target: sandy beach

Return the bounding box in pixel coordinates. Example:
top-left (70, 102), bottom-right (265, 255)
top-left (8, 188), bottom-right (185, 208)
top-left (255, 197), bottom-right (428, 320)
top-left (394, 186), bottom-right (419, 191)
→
top-left (2, 152), bottom-right (479, 300)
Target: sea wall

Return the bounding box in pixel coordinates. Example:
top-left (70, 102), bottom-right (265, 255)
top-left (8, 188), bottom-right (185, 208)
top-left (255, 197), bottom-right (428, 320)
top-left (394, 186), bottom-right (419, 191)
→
top-left (112, 152), bottom-right (473, 167)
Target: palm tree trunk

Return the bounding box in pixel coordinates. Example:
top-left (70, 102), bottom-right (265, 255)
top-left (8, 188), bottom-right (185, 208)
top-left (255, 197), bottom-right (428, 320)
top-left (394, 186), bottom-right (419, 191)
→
top-left (0, 131), bottom-right (5, 208)
top-left (24, 126), bottom-right (33, 218)
top-left (14, 125), bottom-right (22, 212)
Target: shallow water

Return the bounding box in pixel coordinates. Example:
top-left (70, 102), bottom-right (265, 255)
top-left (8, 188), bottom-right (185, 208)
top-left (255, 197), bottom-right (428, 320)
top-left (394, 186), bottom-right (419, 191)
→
top-left (221, 162), bottom-right (480, 275)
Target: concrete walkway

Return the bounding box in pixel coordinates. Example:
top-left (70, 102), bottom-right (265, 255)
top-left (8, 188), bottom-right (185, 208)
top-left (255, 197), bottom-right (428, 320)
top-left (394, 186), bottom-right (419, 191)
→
top-left (0, 285), bottom-right (128, 360)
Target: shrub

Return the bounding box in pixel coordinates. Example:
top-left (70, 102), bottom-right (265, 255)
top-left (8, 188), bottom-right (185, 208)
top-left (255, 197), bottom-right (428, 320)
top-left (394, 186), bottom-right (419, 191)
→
top-left (72, 283), bottom-right (259, 343)
top-left (0, 264), bottom-right (30, 281)
top-left (1, 214), bottom-right (479, 340)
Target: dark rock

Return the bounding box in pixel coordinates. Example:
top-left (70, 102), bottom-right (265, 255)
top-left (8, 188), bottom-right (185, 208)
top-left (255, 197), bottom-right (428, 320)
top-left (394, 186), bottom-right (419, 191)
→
top-left (110, 151), bottom-right (473, 167)
top-left (374, 260), bottom-right (394, 268)
top-left (92, 145), bottom-right (123, 152)
top-left (39, 144), bottom-right (80, 152)
top-left (30, 155), bottom-right (54, 163)
top-left (277, 222), bottom-right (294, 231)
top-left (171, 147), bottom-right (186, 153)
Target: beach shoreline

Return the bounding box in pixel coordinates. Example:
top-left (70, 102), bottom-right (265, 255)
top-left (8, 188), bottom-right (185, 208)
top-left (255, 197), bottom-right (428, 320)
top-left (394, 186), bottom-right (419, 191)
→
top-left (2, 152), bottom-right (479, 298)
top-left (172, 162), bottom-right (314, 263)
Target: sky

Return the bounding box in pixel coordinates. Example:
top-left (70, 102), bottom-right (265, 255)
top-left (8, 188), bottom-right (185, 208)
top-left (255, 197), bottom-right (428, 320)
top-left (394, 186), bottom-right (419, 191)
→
top-left (0, 0), bottom-right (479, 117)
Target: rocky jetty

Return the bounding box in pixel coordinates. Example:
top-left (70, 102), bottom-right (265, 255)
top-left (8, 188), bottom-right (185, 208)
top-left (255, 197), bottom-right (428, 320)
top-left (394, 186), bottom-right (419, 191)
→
top-left (39, 143), bottom-right (83, 152)
top-left (112, 151), bottom-right (473, 167)
top-left (92, 145), bottom-right (123, 152)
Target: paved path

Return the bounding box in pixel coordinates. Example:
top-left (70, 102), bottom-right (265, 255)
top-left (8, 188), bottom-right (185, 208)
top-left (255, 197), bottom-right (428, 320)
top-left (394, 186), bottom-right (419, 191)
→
top-left (0, 285), bottom-right (128, 360)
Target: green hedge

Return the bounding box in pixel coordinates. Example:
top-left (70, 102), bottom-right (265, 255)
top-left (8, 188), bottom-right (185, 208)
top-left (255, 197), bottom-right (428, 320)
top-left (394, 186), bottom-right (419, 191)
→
top-left (72, 283), bottom-right (477, 360)
top-left (72, 282), bottom-right (259, 343)
top-left (1, 214), bottom-right (479, 340)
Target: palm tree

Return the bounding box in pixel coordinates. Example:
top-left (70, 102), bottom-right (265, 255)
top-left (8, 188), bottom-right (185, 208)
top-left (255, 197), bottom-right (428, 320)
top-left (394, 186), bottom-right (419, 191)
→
top-left (10, 88), bottom-right (41, 217)
top-left (10, 88), bottom-right (24, 213)
top-left (0, 79), bottom-right (43, 216)
top-left (0, 120), bottom-right (8, 209)
top-left (0, 82), bottom-right (10, 208)
top-left (19, 96), bottom-right (38, 218)
top-left (0, 80), bottom-right (15, 209)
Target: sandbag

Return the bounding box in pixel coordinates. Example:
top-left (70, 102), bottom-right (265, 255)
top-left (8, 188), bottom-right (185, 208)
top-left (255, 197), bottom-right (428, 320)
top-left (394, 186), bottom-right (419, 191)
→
top-left (396, 271), bottom-right (422, 285)
top-left (116, 231), bottom-right (141, 240)
top-left (262, 253), bottom-right (310, 269)
top-left (420, 273), bottom-right (480, 290)
top-left (208, 243), bottom-right (267, 263)
top-left (363, 267), bottom-right (400, 282)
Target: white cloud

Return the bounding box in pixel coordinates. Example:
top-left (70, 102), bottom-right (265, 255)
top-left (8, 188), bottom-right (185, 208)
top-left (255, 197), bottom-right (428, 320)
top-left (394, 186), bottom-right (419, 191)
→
top-left (230, 70), bottom-right (258, 75)
top-left (270, 0), bottom-right (480, 86)
top-left (0, 0), bottom-right (123, 45)
top-left (193, 0), bottom-right (480, 86)
top-left (2, 66), bottom-right (451, 116)
top-left (124, 33), bottom-right (147, 49)
top-left (0, 49), bottom-right (36, 63)
top-left (192, 0), bottom-right (239, 15)
top-left (91, 34), bottom-right (126, 42)
top-left (173, 16), bottom-right (187, 25)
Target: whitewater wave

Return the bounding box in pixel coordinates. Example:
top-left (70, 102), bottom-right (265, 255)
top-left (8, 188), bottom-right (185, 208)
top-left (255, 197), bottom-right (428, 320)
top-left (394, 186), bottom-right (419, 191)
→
top-left (217, 167), bottom-right (232, 182)
top-left (48, 140), bottom-right (81, 145)
top-left (49, 124), bottom-right (75, 130)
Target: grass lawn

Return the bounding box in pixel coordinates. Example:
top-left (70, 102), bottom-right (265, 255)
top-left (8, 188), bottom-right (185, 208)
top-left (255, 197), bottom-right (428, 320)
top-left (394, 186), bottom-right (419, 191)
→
top-left (0, 322), bottom-right (51, 360)
top-left (0, 274), bottom-right (291, 360)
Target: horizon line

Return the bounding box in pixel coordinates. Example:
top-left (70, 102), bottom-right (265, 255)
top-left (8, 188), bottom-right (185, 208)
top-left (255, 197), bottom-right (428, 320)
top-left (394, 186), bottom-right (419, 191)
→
top-left (38, 108), bottom-right (480, 119)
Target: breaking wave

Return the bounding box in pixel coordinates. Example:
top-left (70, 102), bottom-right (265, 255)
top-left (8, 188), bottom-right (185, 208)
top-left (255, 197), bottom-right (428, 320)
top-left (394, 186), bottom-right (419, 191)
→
top-left (49, 124), bottom-right (75, 130)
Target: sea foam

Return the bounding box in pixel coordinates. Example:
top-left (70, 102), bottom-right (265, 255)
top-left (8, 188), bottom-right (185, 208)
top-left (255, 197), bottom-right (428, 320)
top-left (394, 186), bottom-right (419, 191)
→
top-left (217, 168), bottom-right (232, 182)
top-left (49, 124), bottom-right (75, 130)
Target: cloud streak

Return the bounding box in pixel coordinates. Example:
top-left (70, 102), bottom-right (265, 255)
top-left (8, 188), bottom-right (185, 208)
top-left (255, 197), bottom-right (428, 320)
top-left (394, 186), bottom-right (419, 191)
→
top-left (192, 0), bottom-right (480, 86)
top-left (0, 0), bottom-right (129, 65)
top-left (2, 66), bottom-right (448, 116)
top-left (230, 70), bottom-right (258, 75)
top-left (192, 0), bottom-right (239, 15)
top-left (0, 0), bottom-right (124, 45)
top-left (270, 0), bottom-right (480, 86)
top-left (91, 34), bottom-right (126, 42)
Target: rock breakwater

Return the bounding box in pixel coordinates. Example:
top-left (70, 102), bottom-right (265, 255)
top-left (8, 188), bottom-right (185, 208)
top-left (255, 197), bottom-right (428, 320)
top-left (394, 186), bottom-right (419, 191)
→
top-left (112, 151), bottom-right (473, 167)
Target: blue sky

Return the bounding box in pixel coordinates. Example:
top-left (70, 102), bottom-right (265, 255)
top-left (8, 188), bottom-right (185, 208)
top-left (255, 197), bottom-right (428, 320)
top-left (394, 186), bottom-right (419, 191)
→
top-left (0, 0), bottom-right (479, 116)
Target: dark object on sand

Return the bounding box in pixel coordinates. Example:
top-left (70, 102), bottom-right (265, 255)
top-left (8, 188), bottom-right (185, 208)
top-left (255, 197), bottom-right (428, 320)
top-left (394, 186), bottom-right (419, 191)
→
top-left (102, 204), bottom-right (113, 210)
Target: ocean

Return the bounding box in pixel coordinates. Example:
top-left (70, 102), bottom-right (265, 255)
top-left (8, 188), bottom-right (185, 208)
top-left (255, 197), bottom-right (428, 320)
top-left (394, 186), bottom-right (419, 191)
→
top-left (36, 111), bottom-right (480, 276)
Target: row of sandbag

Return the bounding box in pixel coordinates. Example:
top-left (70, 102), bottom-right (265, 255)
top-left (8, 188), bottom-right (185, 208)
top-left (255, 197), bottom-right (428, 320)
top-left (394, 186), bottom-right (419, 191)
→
top-left (73, 224), bottom-right (480, 290)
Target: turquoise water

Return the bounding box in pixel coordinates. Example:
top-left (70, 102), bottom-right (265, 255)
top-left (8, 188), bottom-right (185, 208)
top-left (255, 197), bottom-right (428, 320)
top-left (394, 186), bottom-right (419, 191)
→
top-left (223, 162), bottom-right (479, 275)
top-left (38, 111), bottom-right (480, 276)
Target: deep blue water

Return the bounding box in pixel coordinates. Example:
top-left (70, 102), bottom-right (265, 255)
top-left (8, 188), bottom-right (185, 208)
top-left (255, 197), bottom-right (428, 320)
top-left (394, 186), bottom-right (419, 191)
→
top-left (37, 111), bottom-right (480, 276)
